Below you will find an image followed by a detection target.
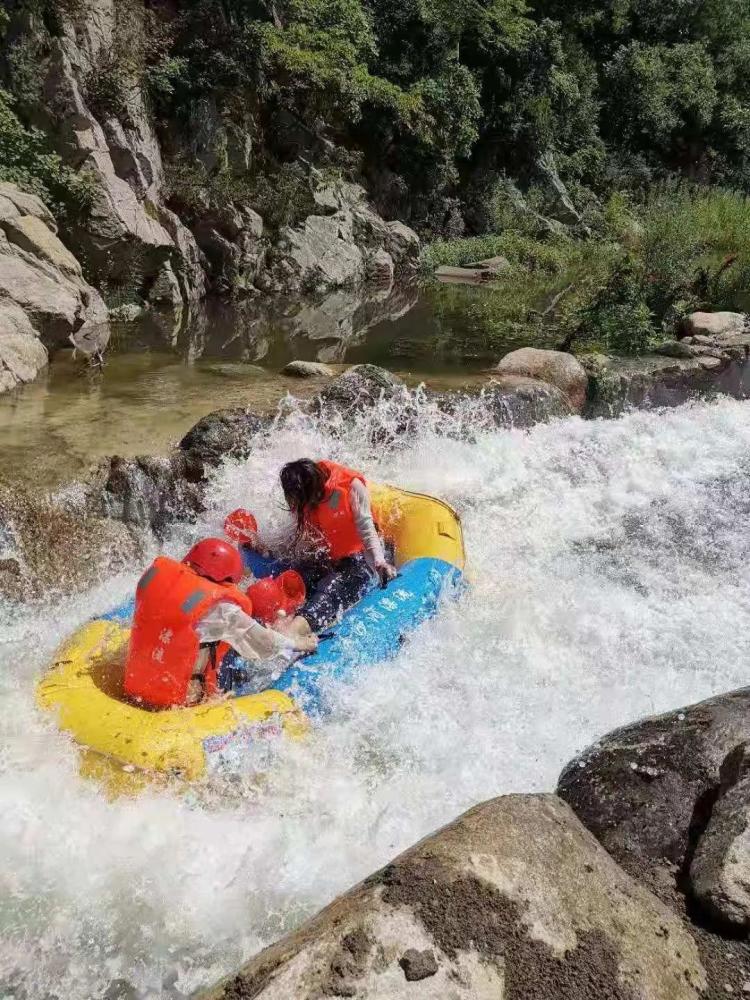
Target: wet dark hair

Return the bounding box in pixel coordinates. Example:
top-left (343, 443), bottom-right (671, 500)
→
top-left (280, 459), bottom-right (327, 531)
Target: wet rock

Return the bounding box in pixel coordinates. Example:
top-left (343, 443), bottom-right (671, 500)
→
top-left (312, 365), bottom-right (407, 416)
top-left (399, 948), bottom-right (438, 981)
top-left (586, 353), bottom-right (750, 418)
top-left (282, 361), bottom-right (335, 378)
top-left (179, 409), bottom-right (269, 467)
top-left (691, 745), bottom-right (750, 930)
top-left (91, 451), bottom-right (207, 536)
top-left (198, 795), bottom-right (704, 1000)
top-left (558, 687), bottom-right (750, 879)
top-left (0, 485), bottom-right (141, 603)
top-left (495, 347), bottom-right (588, 412)
top-left (437, 375), bottom-right (573, 430)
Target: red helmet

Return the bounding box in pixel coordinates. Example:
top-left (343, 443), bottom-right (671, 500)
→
top-left (224, 508), bottom-right (259, 544)
top-left (184, 538), bottom-right (244, 584)
top-left (246, 570), bottom-right (306, 624)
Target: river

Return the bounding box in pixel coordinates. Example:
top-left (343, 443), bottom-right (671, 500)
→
top-left (2, 293), bottom-right (750, 998)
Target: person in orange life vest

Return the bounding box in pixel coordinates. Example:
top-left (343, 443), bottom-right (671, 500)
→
top-left (123, 538), bottom-right (317, 709)
top-left (280, 459), bottom-right (398, 632)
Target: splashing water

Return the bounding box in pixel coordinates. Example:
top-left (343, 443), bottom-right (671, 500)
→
top-left (2, 394), bottom-right (750, 998)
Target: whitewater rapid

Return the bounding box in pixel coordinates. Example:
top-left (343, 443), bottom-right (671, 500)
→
top-left (2, 395), bottom-right (750, 998)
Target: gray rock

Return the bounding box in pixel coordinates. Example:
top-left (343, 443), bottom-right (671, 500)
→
top-left (437, 375), bottom-right (574, 430)
top-left (179, 409), bottom-right (269, 466)
top-left (108, 303), bottom-right (145, 322)
top-left (558, 687), bottom-right (750, 877)
top-left (93, 451), bottom-right (207, 536)
top-left (495, 347), bottom-right (589, 412)
top-left (691, 745), bottom-right (750, 929)
top-left (313, 365), bottom-right (406, 415)
top-left (685, 312), bottom-right (748, 340)
top-left (37, 19), bottom-right (204, 304)
top-left (199, 795), bottom-right (705, 1000)
top-left (654, 340), bottom-right (697, 359)
top-left (0, 299), bottom-right (48, 392)
top-left (282, 360), bottom-right (335, 379)
top-left (586, 353), bottom-right (750, 418)
top-left (0, 184), bottom-right (110, 389)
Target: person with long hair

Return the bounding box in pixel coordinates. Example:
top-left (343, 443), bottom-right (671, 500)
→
top-left (280, 458), bottom-right (397, 632)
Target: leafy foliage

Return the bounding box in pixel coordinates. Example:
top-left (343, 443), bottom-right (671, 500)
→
top-left (0, 89), bottom-right (95, 218)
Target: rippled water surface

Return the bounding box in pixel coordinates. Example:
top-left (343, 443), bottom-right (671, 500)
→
top-left (2, 392), bottom-right (750, 998)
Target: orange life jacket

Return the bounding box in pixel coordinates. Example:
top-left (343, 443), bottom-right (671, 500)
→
top-left (123, 556), bottom-right (254, 709)
top-left (305, 460), bottom-right (368, 561)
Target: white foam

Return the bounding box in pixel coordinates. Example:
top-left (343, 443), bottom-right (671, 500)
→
top-left (2, 395), bottom-right (750, 998)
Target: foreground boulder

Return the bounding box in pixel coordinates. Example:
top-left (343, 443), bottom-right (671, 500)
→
top-left (690, 744), bottom-right (750, 930)
top-left (441, 374), bottom-right (574, 428)
top-left (0, 485), bottom-right (141, 603)
top-left (495, 347), bottom-right (588, 412)
top-left (200, 795), bottom-right (704, 1000)
top-left (558, 688), bottom-right (750, 878)
top-left (0, 182), bottom-right (109, 393)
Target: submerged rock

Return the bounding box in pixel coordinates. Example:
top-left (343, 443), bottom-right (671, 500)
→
top-left (0, 485), bottom-right (141, 603)
top-left (495, 347), bottom-right (588, 413)
top-left (199, 794), bottom-right (704, 1000)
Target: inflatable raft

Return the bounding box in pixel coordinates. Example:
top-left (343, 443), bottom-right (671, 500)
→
top-left (37, 485), bottom-right (465, 792)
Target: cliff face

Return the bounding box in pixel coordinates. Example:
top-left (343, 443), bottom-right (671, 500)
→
top-left (0, 0), bottom-right (420, 321)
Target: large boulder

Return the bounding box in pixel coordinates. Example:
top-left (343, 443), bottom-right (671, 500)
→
top-left (690, 745), bottom-right (750, 930)
top-left (558, 688), bottom-right (750, 878)
top-left (0, 183), bottom-right (109, 392)
top-left (495, 347), bottom-right (589, 412)
top-left (683, 311), bottom-right (748, 341)
top-left (0, 484), bottom-right (141, 602)
top-left (200, 795), bottom-right (705, 1000)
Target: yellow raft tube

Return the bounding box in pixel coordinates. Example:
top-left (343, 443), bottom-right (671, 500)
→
top-left (37, 485), bottom-right (465, 793)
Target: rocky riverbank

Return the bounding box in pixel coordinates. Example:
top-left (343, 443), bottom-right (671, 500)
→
top-left (200, 685), bottom-right (750, 999)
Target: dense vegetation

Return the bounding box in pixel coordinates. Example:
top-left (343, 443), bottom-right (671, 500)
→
top-left (1, 0), bottom-right (750, 352)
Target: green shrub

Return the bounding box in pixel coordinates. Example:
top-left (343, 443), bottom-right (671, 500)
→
top-left (0, 88), bottom-right (96, 219)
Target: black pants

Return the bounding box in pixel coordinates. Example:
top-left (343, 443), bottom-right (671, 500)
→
top-left (299, 553), bottom-right (374, 632)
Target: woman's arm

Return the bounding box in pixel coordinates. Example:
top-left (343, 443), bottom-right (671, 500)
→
top-left (196, 603), bottom-right (316, 659)
top-left (349, 479), bottom-right (385, 570)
